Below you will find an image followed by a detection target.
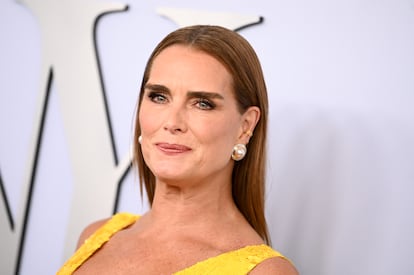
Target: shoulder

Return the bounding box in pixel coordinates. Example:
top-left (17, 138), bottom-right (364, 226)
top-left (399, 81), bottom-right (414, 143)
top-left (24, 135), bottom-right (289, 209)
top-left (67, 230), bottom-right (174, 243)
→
top-left (76, 217), bottom-right (111, 249)
top-left (249, 256), bottom-right (299, 275)
top-left (75, 213), bottom-right (139, 249)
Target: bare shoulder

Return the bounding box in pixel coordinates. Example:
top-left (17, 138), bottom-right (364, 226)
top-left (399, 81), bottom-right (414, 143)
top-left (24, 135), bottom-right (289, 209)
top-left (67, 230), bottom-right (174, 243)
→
top-left (76, 217), bottom-right (111, 249)
top-left (249, 256), bottom-right (299, 275)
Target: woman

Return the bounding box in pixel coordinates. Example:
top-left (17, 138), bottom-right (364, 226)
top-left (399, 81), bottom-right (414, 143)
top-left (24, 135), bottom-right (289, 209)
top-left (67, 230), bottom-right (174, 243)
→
top-left (58, 25), bottom-right (298, 274)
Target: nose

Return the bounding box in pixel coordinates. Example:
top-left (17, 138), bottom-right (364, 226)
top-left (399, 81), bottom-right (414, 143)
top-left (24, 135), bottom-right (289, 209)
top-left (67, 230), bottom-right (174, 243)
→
top-left (163, 104), bottom-right (188, 134)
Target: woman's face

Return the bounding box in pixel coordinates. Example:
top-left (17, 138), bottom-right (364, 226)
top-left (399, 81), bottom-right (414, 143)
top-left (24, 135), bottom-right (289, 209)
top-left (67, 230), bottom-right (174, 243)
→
top-left (139, 45), bottom-right (253, 186)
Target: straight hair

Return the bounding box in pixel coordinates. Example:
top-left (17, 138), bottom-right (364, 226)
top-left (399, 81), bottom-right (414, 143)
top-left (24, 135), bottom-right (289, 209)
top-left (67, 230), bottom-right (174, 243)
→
top-left (133, 25), bottom-right (270, 244)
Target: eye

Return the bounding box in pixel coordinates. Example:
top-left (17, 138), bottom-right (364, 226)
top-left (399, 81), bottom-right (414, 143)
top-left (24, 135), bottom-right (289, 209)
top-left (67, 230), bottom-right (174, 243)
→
top-left (195, 98), bottom-right (215, 110)
top-left (148, 92), bottom-right (168, 104)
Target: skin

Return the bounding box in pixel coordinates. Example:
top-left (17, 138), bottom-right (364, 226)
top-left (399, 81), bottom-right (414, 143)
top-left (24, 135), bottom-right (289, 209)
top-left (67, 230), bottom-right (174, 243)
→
top-left (140, 45), bottom-right (256, 193)
top-left (74, 45), bottom-right (298, 274)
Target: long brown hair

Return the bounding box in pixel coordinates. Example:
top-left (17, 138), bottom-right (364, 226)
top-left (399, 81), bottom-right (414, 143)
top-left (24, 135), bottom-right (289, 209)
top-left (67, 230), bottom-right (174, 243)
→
top-left (133, 25), bottom-right (270, 244)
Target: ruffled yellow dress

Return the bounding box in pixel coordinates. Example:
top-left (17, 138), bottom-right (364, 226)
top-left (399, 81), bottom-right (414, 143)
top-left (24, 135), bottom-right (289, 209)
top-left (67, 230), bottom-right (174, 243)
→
top-left (57, 213), bottom-right (287, 274)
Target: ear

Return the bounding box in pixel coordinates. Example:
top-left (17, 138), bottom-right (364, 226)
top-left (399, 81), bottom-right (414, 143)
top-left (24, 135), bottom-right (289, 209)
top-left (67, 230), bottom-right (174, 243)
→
top-left (238, 106), bottom-right (260, 144)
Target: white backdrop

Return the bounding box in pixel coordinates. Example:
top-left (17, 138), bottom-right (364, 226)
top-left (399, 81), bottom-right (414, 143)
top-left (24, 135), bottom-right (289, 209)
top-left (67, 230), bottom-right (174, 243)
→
top-left (1, 0), bottom-right (413, 274)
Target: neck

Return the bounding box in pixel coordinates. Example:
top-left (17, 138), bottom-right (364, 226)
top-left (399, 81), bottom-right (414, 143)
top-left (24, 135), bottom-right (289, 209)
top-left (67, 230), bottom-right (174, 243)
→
top-left (145, 177), bottom-right (241, 228)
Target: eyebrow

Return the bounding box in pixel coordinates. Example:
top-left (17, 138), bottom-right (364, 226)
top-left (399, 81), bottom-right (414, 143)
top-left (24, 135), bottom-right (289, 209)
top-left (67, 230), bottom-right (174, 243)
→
top-left (187, 91), bottom-right (224, 100)
top-left (144, 83), bottom-right (170, 93)
top-left (144, 83), bottom-right (224, 100)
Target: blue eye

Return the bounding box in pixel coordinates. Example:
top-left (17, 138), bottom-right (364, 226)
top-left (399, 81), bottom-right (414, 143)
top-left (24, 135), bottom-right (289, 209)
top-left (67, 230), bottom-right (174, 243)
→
top-left (196, 99), bottom-right (215, 110)
top-left (148, 92), bottom-right (167, 104)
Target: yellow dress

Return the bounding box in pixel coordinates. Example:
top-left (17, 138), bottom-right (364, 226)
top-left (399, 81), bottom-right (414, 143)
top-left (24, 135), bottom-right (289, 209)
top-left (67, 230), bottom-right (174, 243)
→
top-left (57, 213), bottom-right (286, 274)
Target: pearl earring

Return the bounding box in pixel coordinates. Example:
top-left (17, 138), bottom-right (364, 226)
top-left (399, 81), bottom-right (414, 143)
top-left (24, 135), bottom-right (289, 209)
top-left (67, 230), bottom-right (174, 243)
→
top-left (231, 144), bottom-right (247, 161)
top-left (138, 135), bottom-right (142, 144)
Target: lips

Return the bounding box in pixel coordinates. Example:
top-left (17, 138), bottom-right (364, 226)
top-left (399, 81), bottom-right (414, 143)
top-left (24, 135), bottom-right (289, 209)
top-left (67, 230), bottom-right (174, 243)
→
top-left (156, 143), bottom-right (192, 154)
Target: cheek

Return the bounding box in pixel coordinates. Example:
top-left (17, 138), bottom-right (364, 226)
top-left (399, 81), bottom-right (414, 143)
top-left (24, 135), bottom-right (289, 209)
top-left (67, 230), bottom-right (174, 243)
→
top-left (197, 128), bottom-right (235, 168)
top-left (193, 116), bottom-right (240, 148)
top-left (139, 115), bottom-right (151, 133)
top-left (139, 105), bottom-right (159, 134)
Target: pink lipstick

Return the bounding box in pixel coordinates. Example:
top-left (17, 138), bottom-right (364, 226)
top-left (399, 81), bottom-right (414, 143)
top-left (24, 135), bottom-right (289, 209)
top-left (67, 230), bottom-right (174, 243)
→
top-left (156, 143), bottom-right (191, 154)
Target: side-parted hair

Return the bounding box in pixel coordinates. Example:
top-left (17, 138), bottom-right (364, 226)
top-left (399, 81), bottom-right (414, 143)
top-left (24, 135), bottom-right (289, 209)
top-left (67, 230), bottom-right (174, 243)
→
top-left (133, 25), bottom-right (270, 244)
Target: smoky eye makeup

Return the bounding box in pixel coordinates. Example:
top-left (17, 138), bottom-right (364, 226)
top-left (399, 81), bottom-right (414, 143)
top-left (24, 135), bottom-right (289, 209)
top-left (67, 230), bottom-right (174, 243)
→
top-left (193, 97), bottom-right (216, 110)
top-left (143, 83), bottom-right (224, 109)
top-left (187, 91), bottom-right (223, 110)
top-left (144, 83), bottom-right (171, 103)
top-left (147, 91), bottom-right (168, 104)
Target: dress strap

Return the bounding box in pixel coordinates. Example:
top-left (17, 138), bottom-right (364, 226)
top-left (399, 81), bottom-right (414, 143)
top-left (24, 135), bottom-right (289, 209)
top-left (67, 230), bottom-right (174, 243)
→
top-left (57, 212), bottom-right (139, 275)
top-left (174, 244), bottom-right (286, 274)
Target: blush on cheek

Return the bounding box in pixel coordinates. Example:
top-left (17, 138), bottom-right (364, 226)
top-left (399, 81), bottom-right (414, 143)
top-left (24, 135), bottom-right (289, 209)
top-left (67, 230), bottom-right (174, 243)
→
top-left (138, 115), bottom-right (155, 135)
top-left (139, 103), bottom-right (166, 134)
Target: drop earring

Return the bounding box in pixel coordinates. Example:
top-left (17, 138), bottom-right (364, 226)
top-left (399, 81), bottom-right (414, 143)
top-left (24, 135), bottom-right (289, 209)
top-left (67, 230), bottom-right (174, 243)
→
top-left (138, 135), bottom-right (142, 144)
top-left (231, 144), bottom-right (247, 161)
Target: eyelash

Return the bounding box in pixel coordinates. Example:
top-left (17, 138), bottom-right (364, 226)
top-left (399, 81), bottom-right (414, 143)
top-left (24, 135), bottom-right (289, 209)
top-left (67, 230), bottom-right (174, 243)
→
top-left (148, 92), bottom-right (167, 104)
top-left (147, 92), bottom-right (216, 110)
top-left (194, 98), bottom-right (216, 110)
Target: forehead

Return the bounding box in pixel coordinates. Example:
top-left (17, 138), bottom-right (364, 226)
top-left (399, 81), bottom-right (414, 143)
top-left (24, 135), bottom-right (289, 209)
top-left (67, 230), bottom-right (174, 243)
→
top-left (148, 45), bottom-right (233, 90)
